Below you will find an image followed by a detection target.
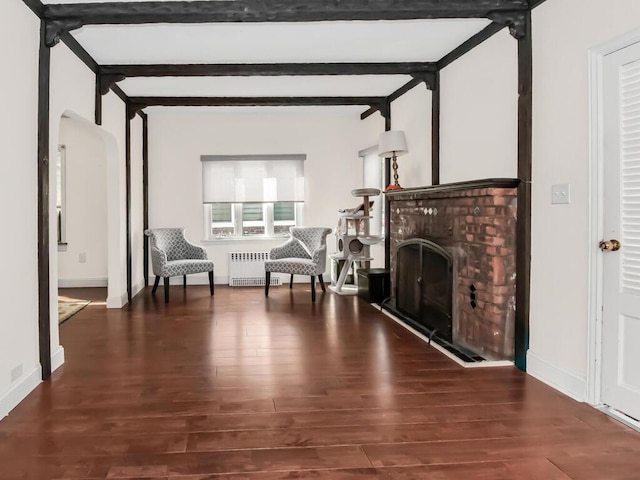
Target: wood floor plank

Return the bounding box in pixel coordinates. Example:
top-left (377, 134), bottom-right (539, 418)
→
top-left (550, 452), bottom-right (640, 480)
top-left (0, 286), bottom-right (638, 480)
top-left (362, 431), bottom-right (640, 468)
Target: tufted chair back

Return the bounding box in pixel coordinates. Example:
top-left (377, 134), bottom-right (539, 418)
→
top-left (145, 228), bottom-right (190, 261)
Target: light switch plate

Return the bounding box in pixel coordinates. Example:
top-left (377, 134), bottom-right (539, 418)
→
top-left (551, 184), bottom-right (571, 204)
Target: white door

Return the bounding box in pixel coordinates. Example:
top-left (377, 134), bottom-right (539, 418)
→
top-left (601, 41), bottom-right (640, 421)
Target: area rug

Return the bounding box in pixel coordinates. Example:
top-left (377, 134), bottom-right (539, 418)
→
top-left (58, 301), bottom-right (90, 324)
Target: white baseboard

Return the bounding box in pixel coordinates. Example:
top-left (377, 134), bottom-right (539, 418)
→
top-left (0, 366), bottom-right (41, 419)
top-left (51, 346), bottom-right (65, 372)
top-left (106, 292), bottom-right (128, 309)
top-left (132, 280), bottom-right (145, 298)
top-left (527, 350), bottom-right (587, 402)
top-left (58, 277), bottom-right (107, 288)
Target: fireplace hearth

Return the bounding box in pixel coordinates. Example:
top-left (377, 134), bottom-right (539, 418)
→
top-left (385, 178), bottom-right (519, 361)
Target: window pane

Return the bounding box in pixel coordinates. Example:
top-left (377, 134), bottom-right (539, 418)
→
top-left (211, 203), bottom-right (232, 223)
top-left (242, 203), bottom-right (264, 222)
top-left (242, 203), bottom-right (265, 235)
top-left (274, 202), bottom-right (295, 222)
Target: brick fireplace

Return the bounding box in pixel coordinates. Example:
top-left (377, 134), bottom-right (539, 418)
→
top-left (385, 179), bottom-right (519, 361)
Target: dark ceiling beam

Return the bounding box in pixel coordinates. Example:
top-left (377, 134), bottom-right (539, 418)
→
top-left (100, 63), bottom-right (435, 78)
top-left (43, 0), bottom-right (529, 24)
top-left (131, 96), bottom-right (384, 107)
top-left (128, 95), bottom-right (386, 118)
top-left (437, 22), bottom-right (504, 70)
top-left (111, 84), bottom-right (130, 104)
top-left (60, 32), bottom-right (98, 73)
top-left (22, 0), bottom-right (44, 17)
top-left (388, 78), bottom-right (423, 103)
top-left (361, 76), bottom-right (424, 119)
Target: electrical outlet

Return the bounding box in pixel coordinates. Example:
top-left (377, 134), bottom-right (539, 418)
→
top-left (79, 252), bottom-right (86, 263)
top-left (551, 184), bottom-right (571, 205)
top-left (10, 364), bottom-right (23, 382)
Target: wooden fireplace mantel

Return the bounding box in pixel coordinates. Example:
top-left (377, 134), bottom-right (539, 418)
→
top-left (384, 178), bottom-right (520, 199)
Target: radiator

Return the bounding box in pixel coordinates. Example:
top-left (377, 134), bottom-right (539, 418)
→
top-left (228, 252), bottom-right (282, 287)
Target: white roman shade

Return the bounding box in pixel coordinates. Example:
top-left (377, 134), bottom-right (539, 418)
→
top-left (201, 154), bottom-right (305, 203)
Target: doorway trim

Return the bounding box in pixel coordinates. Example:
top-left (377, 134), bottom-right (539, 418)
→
top-left (55, 112), bottom-right (126, 309)
top-left (587, 28), bottom-right (640, 407)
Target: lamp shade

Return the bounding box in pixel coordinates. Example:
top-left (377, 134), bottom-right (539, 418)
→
top-left (378, 130), bottom-right (408, 158)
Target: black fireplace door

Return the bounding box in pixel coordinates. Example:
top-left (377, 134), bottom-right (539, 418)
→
top-left (396, 240), bottom-right (453, 342)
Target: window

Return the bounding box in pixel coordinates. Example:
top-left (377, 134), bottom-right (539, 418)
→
top-left (202, 155), bottom-right (305, 239)
top-left (56, 145), bottom-right (67, 247)
top-left (273, 202), bottom-right (296, 235)
top-left (242, 203), bottom-right (265, 235)
top-left (210, 203), bottom-right (234, 237)
top-left (208, 201), bottom-right (300, 238)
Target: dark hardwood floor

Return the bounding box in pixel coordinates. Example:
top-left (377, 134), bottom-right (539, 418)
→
top-left (1, 285), bottom-right (639, 479)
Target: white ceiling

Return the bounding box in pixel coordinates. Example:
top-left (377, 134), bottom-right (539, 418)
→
top-left (119, 75), bottom-right (411, 97)
top-left (49, 8), bottom-right (493, 108)
top-left (72, 20), bottom-right (490, 65)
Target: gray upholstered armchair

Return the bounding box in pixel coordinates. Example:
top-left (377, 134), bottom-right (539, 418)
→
top-left (145, 228), bottom-right (214, 303)
top-left (265, 227), bottom-right (332, 302)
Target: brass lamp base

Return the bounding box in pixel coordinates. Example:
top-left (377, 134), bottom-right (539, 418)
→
top-left (385, 155), bottom-right (403, 192)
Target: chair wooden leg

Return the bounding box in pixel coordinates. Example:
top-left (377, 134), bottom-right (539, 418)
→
top-left (183, 275), bottom-right (187, 289)
top-left (319, 274), bottom-right (326, 292)
top-left (208, 271), bottom-right (214, 296)
top-left (152, 276), bottom-right (160, 294)
top-left (311, 275), bottom-right (316, 302)
top-left (289, 274), bottom-right (294, 289)
top-left (164, 277), bottom-right (170, 304)
top-left (265, 272), bottom-right (271, 296)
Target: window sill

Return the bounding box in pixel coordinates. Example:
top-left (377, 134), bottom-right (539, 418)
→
top-left (202, 235), bottom-right (289, 245)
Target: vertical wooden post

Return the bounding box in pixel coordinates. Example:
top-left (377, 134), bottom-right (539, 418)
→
top-left (38, 20), bottom-right (52, 380)
top-left (95, 73), bottom-right (102, 125)
top-left (431, 70), bottom-right (441, 186)
top-left (125, 107), bottom-right (132, 302)
top-left (142, 112), bottom-right (149, 287)
top-left (383, 101), bottom-right (392, 271)
top-left (515, 11), bottom-right (532, 371)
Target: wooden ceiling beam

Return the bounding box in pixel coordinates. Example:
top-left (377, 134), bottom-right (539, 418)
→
top-left (127, 95), bottom-right (387, 117)
top-left (43, 0), bottom-right (529, 25)
top-left (100, 63), bottom-right (436, 78)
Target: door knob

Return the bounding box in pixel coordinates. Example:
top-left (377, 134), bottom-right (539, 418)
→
top-left (599, 239), bottom-right (621, 252)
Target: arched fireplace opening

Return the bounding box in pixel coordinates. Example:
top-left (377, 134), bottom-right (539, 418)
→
top-left (396, 239), bottom-right (453, 343)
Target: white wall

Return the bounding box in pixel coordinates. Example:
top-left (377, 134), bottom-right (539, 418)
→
top-left (148, 107), bottom-right (379, 282)
top-left (57, 117), bottom-right (108, 285)
top-left (130, 115), bottom-right (145, 295)
top-left (529, 0), bottom-right (640, 398)
top-left (390, 84), bottom-right (433, 188)
top-left (359, 112), bottom-right (386, 268)
top-left (101, 91), bottom-right (129, 307)
top-left (440, 29), bottom-right (518, 183)
top-left (0, 1), bottom-right (41, 418)
top-left (48, 40), bottom-right (98, 365)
